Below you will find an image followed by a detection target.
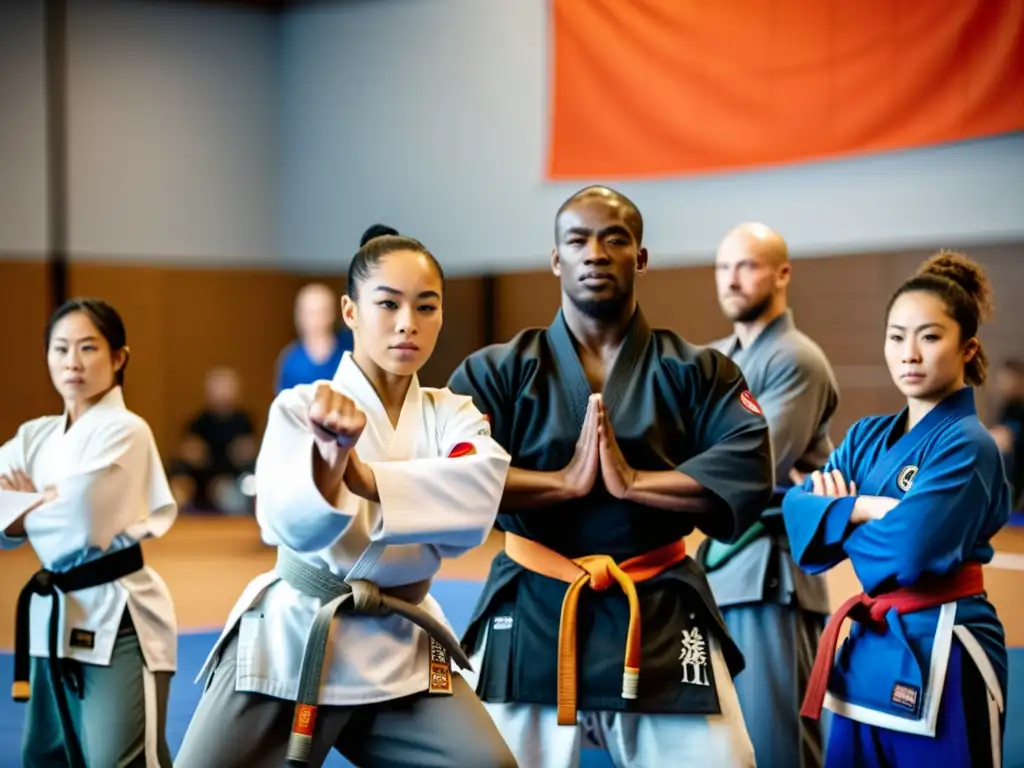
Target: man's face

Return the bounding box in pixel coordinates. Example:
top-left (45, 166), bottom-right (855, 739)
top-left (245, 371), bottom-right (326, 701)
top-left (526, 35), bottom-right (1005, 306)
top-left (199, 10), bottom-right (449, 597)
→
top-left (715, 232), bottom-right (788, 323)
top-left (552, 197), bottom-right (647, 321)
top-left (296, 286), bottom-right (337, 336)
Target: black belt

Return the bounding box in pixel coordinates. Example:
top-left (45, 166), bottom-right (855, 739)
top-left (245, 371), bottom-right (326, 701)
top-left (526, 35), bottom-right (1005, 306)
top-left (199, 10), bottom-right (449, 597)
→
top-left (12, 544), bottom-right (145, 768)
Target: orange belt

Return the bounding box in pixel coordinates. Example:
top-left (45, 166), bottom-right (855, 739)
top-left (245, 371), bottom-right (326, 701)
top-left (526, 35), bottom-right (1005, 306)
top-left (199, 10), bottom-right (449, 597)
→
top-left (504, 532), bottom-right (689, 725)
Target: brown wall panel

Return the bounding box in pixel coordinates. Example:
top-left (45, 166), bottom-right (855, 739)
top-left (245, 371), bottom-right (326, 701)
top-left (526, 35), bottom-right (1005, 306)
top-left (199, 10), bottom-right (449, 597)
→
top-left (2, 242), bottom-right (1019, 474)
top-left (0, 261), bottom-right (60, 441)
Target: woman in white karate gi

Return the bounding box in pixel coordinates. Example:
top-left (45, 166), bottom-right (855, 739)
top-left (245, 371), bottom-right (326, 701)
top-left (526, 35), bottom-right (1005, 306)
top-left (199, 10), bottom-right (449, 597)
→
top-left (0, 297), bottom-right (178, 768)
top-left (176, 235), bottom-right (517, 768)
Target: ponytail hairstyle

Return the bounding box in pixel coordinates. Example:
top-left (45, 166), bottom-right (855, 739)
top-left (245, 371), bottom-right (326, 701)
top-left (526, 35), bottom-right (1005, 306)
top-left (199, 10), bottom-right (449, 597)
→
top-left (346, 235), bottom-right (445, 301)
top-left (885, 250), bottom-right (994, 386)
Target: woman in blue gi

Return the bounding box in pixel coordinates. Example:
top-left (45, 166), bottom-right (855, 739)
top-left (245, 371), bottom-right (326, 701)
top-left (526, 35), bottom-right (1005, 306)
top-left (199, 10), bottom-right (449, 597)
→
top-left (782, 250), bottom-right (1009, 767)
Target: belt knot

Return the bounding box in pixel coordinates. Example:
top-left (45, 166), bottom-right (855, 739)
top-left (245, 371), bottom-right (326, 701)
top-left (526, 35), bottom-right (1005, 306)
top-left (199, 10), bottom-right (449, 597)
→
top-left (347, 580), bottom-right (388, 614)
top-left (575, 555), bottom-right (618, 592)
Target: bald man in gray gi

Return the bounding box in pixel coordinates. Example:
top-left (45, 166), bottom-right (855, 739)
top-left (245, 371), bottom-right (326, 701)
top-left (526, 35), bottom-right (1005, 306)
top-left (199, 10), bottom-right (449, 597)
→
top-left (702, 223), bottom-right (840, 768)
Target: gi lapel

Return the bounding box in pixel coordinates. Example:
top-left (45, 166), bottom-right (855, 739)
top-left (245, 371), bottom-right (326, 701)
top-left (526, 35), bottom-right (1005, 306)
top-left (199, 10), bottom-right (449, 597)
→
top-left (546, 307), bottom-right (654, 429)
top-left (547, 311), bottom-right (597, 433)
top-left (859, 387), bottom-right (976, 495)
top-left (333, 353), bottom-right (396, 458)
top-left (388, 375), bottom-right (423, 461)
top-left (601, 308), bottom-right (653, 417)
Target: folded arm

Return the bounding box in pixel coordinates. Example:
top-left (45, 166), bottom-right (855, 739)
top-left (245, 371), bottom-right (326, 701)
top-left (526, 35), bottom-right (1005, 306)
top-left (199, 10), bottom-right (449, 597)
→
top-left (369, 396), bottom-right (510, 552)
top-left (842, 436), bottom-right (991, 592)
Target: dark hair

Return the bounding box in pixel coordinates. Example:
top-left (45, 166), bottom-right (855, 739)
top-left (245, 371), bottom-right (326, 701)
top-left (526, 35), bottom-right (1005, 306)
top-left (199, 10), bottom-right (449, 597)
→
top-left (359, 224), bottom-right (400, 248)
top-left (885, 250), bottom-right (994, 387)
top-left (45, 297), bottom-right (129, 386)
top-left (347, 235), bottom-right (445, 301)
top-left (555, 185), bottom-right (644, 244)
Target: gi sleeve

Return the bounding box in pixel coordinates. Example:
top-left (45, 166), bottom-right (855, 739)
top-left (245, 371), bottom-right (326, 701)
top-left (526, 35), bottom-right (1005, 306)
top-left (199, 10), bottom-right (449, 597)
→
top-left (0, 429), bottom-right (33, 550)
top-left (759, 348), bottom-right (838, 485)
top-left (447, 346), bottom-right (514, 453)
top-left (22, 417), bottom-right (156, 561)
top-left (781, 433), bottom-right (859, 574)
top-left (675, 350), bottom-right (775, 543)
top-left (370, 392), bottom-right (511, 550)
top-left (255, 386), bottom-right (361, 553)
top-left (842, 432), bottom-right (1003, 592)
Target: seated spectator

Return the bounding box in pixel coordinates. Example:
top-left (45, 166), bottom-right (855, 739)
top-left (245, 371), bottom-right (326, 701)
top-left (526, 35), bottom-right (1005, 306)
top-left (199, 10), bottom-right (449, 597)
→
top-left (168, 367), bottom-right (257, 515)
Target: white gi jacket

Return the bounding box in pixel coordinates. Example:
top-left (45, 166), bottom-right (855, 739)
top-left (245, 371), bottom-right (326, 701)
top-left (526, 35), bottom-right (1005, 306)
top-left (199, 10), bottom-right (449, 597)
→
top-left (0, 386), bottom-right (178, 672)
top-left (197, 353), bottom-right (511, 706)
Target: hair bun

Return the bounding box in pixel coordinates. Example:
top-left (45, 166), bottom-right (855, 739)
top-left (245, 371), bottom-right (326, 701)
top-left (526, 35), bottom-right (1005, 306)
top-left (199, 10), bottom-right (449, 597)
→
top-left (360, 224), bottom-right (400, 248)
top-left (916, 249), bottom-right (993, 322)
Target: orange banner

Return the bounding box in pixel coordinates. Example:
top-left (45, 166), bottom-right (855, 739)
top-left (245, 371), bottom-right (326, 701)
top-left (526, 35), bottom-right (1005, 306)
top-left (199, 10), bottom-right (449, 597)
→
top-left (547, 0), bottom-right (1024, 179)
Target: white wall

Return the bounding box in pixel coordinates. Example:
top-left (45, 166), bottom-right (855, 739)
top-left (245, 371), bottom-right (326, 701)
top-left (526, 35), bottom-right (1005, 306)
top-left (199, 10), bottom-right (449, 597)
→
top-left (0, 2), bottom-right (47, 256)
top-left (0, 0), bottom-right (279, 265)
top-left (279, 0), bottom-right (1024, 275)
top-left (4, 0), bottom-right (1021, 273)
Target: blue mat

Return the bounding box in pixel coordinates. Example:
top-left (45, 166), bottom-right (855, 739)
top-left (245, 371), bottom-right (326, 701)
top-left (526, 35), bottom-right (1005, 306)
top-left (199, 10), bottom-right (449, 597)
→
top-left (0, 580), bottom-right (1020, 768)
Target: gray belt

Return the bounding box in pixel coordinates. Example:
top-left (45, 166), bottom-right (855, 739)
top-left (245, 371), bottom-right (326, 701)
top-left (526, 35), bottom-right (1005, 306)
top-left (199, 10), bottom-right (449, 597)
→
top-left (275, 547), bottom-right (472, 764)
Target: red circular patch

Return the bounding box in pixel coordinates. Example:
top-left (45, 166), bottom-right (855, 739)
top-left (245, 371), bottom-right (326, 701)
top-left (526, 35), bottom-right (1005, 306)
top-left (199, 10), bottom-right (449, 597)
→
top-left (740, 390), bottom-right (762, 415)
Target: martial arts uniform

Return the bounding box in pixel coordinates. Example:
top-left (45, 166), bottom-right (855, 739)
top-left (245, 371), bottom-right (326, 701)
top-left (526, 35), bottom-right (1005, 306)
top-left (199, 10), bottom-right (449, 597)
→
top-left (783, 386), bottom-right (1008, 767)
top-left (703, 309), bottom-right (839, 767)
top-left (0, 386), bottom-right (178, 768)
top-left (448, 308), bottom-right (775, 768)
top-left (176, 352), bottom-right (516, 768)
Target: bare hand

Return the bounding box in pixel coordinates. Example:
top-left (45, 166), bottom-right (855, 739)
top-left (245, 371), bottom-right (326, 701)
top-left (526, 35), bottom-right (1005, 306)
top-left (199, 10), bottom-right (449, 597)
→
top-left (0, 470), bottom-right (38, 493)
top-left (851, 495), bottom-right (899, 524)
top-left (597, 396), bottom-right (637, 500)
top-left (810, 469), bottom-right (857, 498)
top-left (308, 384), bottom-right (367, 465)
top-left (789, 467), bottom-right (807, 485)
top-left (560, 394), bottom-right (600, 500)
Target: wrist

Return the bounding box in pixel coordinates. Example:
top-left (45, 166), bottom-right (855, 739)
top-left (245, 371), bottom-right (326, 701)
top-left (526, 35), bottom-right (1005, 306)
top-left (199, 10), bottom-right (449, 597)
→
top-left (849, 496), bottom-right (870, 524)
top-left (345, 452), bottom-right (380, 502)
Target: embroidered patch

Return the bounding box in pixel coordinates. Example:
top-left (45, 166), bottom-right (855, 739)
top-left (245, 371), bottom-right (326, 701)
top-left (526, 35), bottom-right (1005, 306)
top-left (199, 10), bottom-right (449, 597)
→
top-left (69, 629), bottom-right (95, 649)
top-left (492, 615), bottom-right (513, 631)
top-left (679, 628), bottom-right (710, 686)
top-left (447, 442), bottom-right (475, 458)
top-left (428, 637), bottom-right (454, 695)
top-left (891, 682), bottom-right (920, 713)
top-left (739, 390), bottom-right (762, 416)
top-left (897, 465), bottom-right (918, 492)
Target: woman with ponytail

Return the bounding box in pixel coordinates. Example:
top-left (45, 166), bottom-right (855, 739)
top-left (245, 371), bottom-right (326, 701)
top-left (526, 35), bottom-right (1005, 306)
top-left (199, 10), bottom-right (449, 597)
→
top-left (782, 251), bottom-right (1010, 767)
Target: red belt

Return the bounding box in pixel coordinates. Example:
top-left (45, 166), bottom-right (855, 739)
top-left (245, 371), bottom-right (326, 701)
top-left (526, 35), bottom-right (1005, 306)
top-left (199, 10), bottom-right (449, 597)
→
top-left (801, 561), bottom-right (985, 720)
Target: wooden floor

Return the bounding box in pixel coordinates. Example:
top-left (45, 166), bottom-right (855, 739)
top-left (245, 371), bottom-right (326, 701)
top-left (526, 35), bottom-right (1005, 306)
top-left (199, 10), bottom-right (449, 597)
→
top-left (1, 515), bottom-right (1022, 649)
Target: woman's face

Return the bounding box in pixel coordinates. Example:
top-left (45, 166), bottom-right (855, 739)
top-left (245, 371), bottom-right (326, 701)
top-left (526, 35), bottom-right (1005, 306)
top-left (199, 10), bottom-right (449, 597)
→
top-left (47, 311), bottom-right (125, 404)
top-left (884, 290), bottom-right (976, 401)
top-left (342, 250), bottom-right (443, 377)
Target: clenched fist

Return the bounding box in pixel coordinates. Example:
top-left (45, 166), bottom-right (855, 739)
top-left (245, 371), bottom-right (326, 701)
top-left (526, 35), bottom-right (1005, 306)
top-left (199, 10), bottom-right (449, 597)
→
top-left (308, 384), bottom-right (367, 457)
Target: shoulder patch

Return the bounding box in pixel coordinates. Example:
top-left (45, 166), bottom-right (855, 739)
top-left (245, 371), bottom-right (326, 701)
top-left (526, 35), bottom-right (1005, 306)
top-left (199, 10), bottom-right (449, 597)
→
top-left (447, 442), bottom-right (476, 458)
top-left (739, 390), bottom-right (763, 416)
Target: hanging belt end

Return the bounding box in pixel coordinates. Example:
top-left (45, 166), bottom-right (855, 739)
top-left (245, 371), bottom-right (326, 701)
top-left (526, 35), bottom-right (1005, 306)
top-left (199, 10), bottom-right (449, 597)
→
top-left (12, 680), bottom-right (30, 701)
top-left (621, 667), bottom-right (639, 700)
